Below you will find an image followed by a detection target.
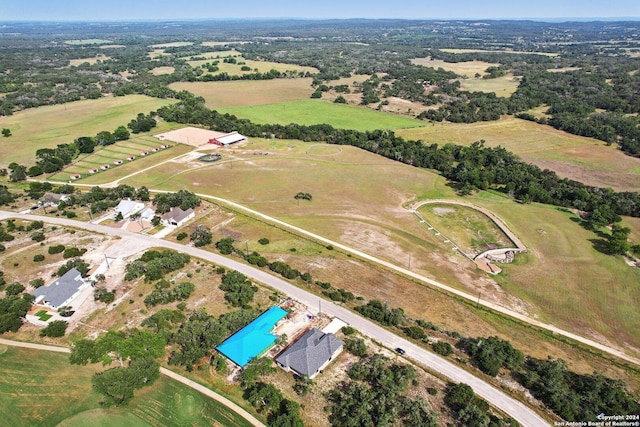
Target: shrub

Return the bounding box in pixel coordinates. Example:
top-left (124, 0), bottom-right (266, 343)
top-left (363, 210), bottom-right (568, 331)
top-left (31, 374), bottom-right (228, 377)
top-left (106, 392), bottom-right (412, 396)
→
top-left (48, 244), bottom-right (65, 254)
top-left (63, 247), bottom-right (87, 259)
top-left (30, 231), bottom-right (45, 242)
top-left (30, 278), bottom-right (45, 288)
top-left (258, 238), bottom-right (270, 245)
top-left (40, 320), bottom-right (68, 337)
top-left (33, 254), bottom-right (45, 262)
top-left (5, 282), bottom-right (25, 296)
top-left (94, 286), bottom-right (115, 304)
top-left (176, 232), bottom-right (188, 241)
top-left (432, 341), bottom-right (453, 356)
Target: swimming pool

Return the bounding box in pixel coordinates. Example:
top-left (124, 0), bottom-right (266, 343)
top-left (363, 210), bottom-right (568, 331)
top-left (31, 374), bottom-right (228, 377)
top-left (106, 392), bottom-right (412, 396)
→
top-left (216, 306), bottom-right (288, 367)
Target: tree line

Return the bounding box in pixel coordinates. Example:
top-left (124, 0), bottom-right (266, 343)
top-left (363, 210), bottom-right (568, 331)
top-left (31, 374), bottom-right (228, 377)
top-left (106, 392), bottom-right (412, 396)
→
top-left (157, 98), bottom-right (640, 221)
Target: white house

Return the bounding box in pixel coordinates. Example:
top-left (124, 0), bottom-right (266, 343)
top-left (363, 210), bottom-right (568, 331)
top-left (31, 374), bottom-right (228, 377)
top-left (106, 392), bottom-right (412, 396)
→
top-left (114, 200), bottom-right (145, 219)
top-left (161, 207), bottom-right (195, 227)
top-left (31, 268), bottom-right (89, 310)
top-left (38, 192), bottom-right (70, 208)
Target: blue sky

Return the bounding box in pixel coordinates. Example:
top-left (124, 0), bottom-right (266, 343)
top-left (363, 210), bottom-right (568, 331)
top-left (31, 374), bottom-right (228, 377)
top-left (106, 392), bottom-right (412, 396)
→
top-left (2, 0), bottom-right (639, 21)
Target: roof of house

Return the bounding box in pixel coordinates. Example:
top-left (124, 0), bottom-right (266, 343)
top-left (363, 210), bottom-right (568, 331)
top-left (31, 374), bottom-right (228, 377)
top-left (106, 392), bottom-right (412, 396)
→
top-left (161, 207), bottom-right (194, 223)
top-left (115, 200), bottom-right (144, 217)
top-left (216, 131), bottom-right (246, 145)
top-left (139, 207), bottom-right (156, 220)
top-left (275, 328), bottom-right (343, 377)
top-left (31, 268), bottom-right (85, 307)
top-left (39, 192), bottom-right (68, 204)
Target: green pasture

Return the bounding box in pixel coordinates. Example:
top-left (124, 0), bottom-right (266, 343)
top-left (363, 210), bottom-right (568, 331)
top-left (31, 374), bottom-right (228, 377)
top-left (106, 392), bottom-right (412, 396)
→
top-left (417, 203), bottom-right (513, 255)
top-left (0, 95), bottom-right (176, 167)
top-left (0, 346), bottom-right (252, 427)
top-left (218, 100), bottom-right (425, 131)
top-left (396, 116), bottom-right (640, 192)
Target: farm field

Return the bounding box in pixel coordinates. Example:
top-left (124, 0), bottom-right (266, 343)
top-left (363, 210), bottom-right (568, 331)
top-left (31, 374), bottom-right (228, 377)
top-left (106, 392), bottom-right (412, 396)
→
top-left (69, 54), bottom-right (111, 66)
top-left (411, 57), bottom-right (499, 77)
top-left (396, 116), bottom-right (640, 192)
top-left (118, 138), bottom-right (640, 356)
top-left (217, 100), bottom-right (426, 131)
top-left (440, 48), bottom-right (559, 57)
top-left (169, 79), bottom-right (316, 108)
top-left (0, 95), bottom-right (177, 167)
top-left (459, 74), bottom-right (520, 97)
top-left (0, 346), bottom-right (251, 427)
top-left (150, 66), bottom-right (175, 75)
top-left (185, 51), bottom-right (318, 76)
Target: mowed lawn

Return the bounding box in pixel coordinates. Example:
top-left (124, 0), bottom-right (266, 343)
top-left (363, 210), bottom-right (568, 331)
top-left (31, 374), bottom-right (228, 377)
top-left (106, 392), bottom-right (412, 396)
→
top-left (0, 346), bottom-right (252, 427)
top-left (0, 95), bottom-right (177, 167)
top-left (120, 138), bottom-right (640, 353)
top-left (169, 79), bottom-right (316, 108)
top-left (396, 116), bottom-right (640, 192)
top-left (218, 100), bottom-right (426, 131)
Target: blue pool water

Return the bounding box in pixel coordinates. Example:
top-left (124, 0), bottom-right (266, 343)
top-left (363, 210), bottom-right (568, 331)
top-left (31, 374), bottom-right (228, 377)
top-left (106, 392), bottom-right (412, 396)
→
top-left (216, 306), bottom-right (288, 367)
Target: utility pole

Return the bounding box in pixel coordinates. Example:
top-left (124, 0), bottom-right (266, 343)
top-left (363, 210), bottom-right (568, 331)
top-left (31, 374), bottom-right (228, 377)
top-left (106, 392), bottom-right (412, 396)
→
top-left (87, 203), bottom-right (93, 221)
top-left (104, 254), bottom-right (110, 269)
top-left (245, 240), bottom-right (249, 256)
top-left (408, 253), bottom-right (411, 270)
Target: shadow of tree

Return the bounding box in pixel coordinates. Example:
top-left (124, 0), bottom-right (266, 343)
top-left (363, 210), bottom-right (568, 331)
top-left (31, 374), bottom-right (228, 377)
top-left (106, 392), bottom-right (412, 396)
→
top-left (589, 238), bottom-right (612, 255)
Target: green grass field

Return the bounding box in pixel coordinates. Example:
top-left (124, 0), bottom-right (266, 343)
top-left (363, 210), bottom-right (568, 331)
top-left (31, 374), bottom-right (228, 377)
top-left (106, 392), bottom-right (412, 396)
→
top-left (0, 95), bottom-right (177, 167)
top-left (218, 100), bottom-right (426, 131)
top-left (0, 346), bottom-right (252, 427)
top-left (396, 116), bottom-right (640, 192)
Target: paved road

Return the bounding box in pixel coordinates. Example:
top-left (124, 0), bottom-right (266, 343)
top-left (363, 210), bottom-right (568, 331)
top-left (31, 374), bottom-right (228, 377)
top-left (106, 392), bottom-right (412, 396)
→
top-left (188, 195), bottom-right (640, 368)
top-left (0, 338), bottom-right (264, 427)
top-left (0, 211), bottom-right (549, 426)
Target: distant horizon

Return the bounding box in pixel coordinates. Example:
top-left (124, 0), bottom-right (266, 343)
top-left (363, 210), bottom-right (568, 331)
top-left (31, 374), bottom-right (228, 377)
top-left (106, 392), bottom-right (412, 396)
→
top-left (2, 16), bottom-right (640, 24)
top-left (2, 0), bottom-right (639, 22)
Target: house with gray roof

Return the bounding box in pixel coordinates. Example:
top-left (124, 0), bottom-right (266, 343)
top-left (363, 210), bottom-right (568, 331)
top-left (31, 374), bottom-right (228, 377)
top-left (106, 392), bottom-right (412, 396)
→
top-left (275, 328), bottom-right (343, 379)
top-left (31, 268), bottom-right (89, 310)
top-left (161, 207), bottom-right (195, 227)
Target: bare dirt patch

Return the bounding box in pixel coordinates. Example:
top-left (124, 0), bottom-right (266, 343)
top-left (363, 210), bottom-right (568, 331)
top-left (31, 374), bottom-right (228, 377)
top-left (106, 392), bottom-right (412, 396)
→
top-left (156, 127), bottom-right (227, 147)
